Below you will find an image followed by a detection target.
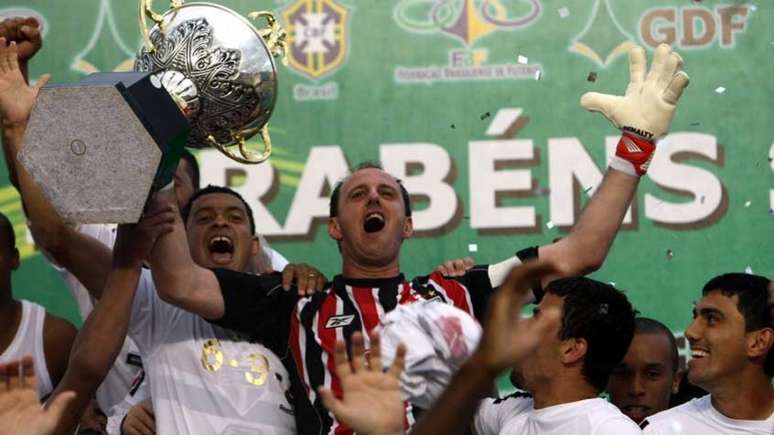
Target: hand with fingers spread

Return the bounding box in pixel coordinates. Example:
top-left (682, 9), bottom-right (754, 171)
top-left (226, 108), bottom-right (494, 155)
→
top-left (435, 257), bottom-right (474, 277)
top-left (121, 398), bottom-right (155, 435)
top-left (319, 332), bottom-right (406, 435)
top-left (0, 356), bottom-right (76, 435)
top-left (281, 263), bottom-right (328, 296)
top-left (581, 44), bottom-right (689, 176)
top-left (0, 37), bottom-right (49, 129)
top-left (472, 260), bottom-right (562, 375)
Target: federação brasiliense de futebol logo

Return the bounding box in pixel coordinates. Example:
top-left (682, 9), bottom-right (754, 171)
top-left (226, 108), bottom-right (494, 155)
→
top-left (392, 0), bottom-right (543, 84)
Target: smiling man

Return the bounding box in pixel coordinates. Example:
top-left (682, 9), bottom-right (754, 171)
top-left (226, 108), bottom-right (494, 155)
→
top-left (608, 317), bottom-right (682, 424)
top-left (642, 273), bottom-right (774, 434)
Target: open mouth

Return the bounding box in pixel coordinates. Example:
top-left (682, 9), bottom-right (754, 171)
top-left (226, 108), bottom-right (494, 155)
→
top-left (208, 235), bottom-right (234, 264)
top-left (363, 212), bottom-right (385, 233)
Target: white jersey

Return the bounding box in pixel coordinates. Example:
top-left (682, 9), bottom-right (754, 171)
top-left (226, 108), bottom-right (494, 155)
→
top-left (129, 269), bottom-right (295, 435)
top-left (642, 395), bottom-right (774, 434)
top-left (0, 300), bottom-right (53, 399)
top-left (475, 393), bottom-right (641, 435)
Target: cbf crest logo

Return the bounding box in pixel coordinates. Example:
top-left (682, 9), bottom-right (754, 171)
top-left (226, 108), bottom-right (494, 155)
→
top-left (394, 0), bottom-right (541, 46)
top-left (281, 0), bottom-right (350, 81)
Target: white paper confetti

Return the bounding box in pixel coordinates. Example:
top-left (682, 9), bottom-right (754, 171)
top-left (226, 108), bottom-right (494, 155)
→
top-left (715, 86), bottom-right (726, 94)
top-left (546, 221), bottom-right (555, 229)
top-left (534, 69), bottom-right (542, 80)
top-left (517, 55), bottom-right (529, 64)
top-left (609, 282), bottom-right (616, 287)
top-left (558, 7), bottom-right (570, 18)
top-left (468, 243), bottom-right (478, 253)
top-left (744, 266), bottom-right (753, 274)
top-left (744, 200), bottom-right (752, 208)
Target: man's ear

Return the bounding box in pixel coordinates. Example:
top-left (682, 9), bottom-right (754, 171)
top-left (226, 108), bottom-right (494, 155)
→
top-left (560, 337), bottom-right (588, 366)
top-left (747, 328), bottom-right (774, 360)
top-left (328, 217), bottom-right (343, 241)
top-left (671, 370), bottom-right (684, 395)
top-left (402, 216), bottom-right (414, 239)
top-left (11, 248), bottom-right (19, 271)
top-left (250, 236), bottom-right (260, 258)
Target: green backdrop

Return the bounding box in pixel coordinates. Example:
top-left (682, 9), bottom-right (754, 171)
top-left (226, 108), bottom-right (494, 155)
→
top-left (2, 0), bottom-right (772, 372)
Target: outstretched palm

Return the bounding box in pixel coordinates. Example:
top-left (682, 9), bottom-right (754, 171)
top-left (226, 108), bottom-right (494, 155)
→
top-left (320, 332), bottom-right (406, 435)
top-left (0, 38), bottom-right (48, 127)
top-left (0, 357), bottom-right (76, 435)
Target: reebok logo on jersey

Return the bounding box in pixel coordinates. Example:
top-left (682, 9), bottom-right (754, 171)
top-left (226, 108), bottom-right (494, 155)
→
top-left (325, 315), bottom-right (355, 329)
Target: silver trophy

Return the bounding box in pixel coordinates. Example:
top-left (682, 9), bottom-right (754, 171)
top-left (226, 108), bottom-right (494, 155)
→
top-left (19, 1), bottom-right (286, 223)
top-left (136, 0), bottom-right (287, 164)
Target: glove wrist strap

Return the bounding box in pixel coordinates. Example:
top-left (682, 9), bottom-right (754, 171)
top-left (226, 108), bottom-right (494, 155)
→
top-left (609, 132), bottom-right (656, 177)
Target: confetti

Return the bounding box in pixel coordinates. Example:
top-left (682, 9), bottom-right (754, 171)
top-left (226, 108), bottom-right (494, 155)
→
top-left (587, 71), bottom-right (598, 82)
top-left (744, 200), bottom-right (752, 208)
top-left (700, 195), bottom-right (705, 204)
top-left (480, 112), bottom-right (491, 120)
top-left (558, 7), bottom-right (570, 18)
top-left (750, 5), bottom-right (757, 11)
top-left (715, 86), bottom-right (726, 94)
top-left (744, 266), bottom-right (753, 274)
top-left (546, 221), bottom-right (555, 229)
top-left (608, 281), bottom-right (616, 287)
top-left (666, 249), bottom-right (674, 259)
top-left (517, 55), bottom-right (529, 64)
top-left (534, 69), bottom-right (542, 80)
top-left (598, 303), bottom-right (609, 315)
top-left (584, 185), bottom-right (594, 194)
top-left (468, 243), bottom-right (478, 253)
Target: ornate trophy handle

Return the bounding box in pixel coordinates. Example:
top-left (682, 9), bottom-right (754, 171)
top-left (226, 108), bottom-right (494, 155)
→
top-left (248, 11), bottom-right (288, 64)
top-left (207, 125), bottom-right (272, 164)
top-left (139, 0), bottom-right (184, 52)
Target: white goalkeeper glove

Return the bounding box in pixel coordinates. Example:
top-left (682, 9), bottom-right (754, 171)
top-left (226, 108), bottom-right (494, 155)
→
top-left (581, 43), bottom-right (689, 176)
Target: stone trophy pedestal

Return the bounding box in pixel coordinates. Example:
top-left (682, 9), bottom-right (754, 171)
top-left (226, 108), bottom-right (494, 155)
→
top-left (19, 72), bottom-right (189, 223)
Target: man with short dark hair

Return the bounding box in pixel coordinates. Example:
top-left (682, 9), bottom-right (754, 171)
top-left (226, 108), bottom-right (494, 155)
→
top-left (642, 273), bottom-right (774, 434)
top-left (608, 317), bottom-right (682, 424)
top-left (471, 277), bottom-right (640, 434)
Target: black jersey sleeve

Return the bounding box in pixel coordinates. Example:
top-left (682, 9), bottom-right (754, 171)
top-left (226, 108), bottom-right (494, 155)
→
top-left (208, 269), bottom-right (298, 355)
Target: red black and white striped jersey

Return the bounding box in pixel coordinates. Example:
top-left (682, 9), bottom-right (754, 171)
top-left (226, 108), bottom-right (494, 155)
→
top-left (290, 267), bottom-right (495, 435)
top-left (209, 248), bottom-right (538, 435)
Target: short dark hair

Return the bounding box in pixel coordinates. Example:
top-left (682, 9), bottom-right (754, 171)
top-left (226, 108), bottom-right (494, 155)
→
top-left (702, 273), bottom-right (773, 377)
top-left (182, 185), bottom-right (255, 234)
top-left (0, 212), bottom-right (15, 250)
top-left (329, 162), bottom-right (412, 218)
top-left (179, 149), bottom-right (200, 191)
top-left (634, 317), bottom-right (679, 373)
top-left (545, 277), bottom-right (636, 392)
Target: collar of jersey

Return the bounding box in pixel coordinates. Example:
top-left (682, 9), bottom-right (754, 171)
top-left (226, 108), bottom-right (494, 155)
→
top-left (334, 274), bottom-right (405, 289)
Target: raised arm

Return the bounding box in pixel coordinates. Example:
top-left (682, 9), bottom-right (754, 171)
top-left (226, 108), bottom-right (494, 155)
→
top-left (537, 44), bottom-right (689, 285)
top-left (0, 36), bottom-right (114, 300)
top-left (411, 261), bottom-right (559, 435)
top-left (147, 189), bottom-right (226, 319)
top-left (48, 212), bottom-right (173, 435)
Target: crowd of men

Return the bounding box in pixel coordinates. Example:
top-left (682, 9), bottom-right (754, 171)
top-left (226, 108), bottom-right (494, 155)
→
top-left (0, 16), bottom-right (771, 435)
